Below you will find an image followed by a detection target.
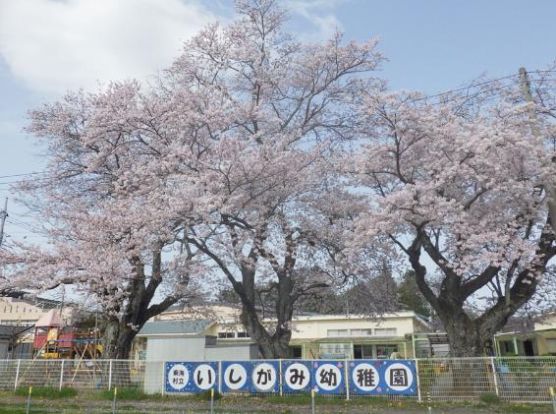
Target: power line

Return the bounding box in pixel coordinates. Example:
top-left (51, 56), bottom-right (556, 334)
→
top-left (0, 175), bottom-right (55, 187)
top-left (0, 69), bottom-right (553, 187)
top-left (409, 73), bottom-right (519, 103)
top-left (409, 70), bottom-right (556, 104)
top-left (0, 172), bottom-right (47, 180)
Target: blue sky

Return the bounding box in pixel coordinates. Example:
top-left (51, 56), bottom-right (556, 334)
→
top-left (1, 0), bottom-right (555, 241)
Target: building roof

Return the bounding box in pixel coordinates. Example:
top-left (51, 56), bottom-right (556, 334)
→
top-left (137, 319), bottom-right (214, 337)
top-left (291, 311), bottom-right (429, 326)
top-left (498, 316), bottom-right (536, 334)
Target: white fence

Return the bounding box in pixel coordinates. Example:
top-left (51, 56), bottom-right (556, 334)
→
top-left (0, 357), bottom-right (555, 403)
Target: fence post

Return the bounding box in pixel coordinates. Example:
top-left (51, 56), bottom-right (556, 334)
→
top-left (161, 361), bottom-right (166, 396)
top-left (278, 359), bottom-right (283, 397)
top-left (14, 359), bottom-right (21, 391)
top-left (218, 361), bottom-right (222, 394)
top-left (107, 359), bottom-right (113, 391)
top-left (415, 359), bottom-right (422, 403)
top-left (59, 360), bottom-right (65, 391)
top-left (25, 386), bottom-right (32, 414)
top-left (344, 359), bottom-right (350, 401)
top-left (112, 386), bottom-right (117, 414)
top-left (490, 357), bottom-right (499, 397)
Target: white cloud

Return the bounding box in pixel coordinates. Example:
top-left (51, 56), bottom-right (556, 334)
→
top-left (286, 0), bottom-right (346, 40)
top-left (0, 0), bottom-right (347, 95)
top-left (0, 0), bottom-right (219, 94)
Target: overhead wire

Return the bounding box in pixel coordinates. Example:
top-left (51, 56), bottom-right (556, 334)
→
top-left (0, 70), bottom-right (555, 191)
top-left (0, 172), bottom-right (48, 179)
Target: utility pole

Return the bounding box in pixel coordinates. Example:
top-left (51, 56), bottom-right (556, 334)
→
top-left (0, 197), bottom-right (7, 247)
top-left (519, 68), bottom-right (556, 233)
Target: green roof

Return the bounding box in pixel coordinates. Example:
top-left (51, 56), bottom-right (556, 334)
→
top-left (137, 319), bottom-right (213, 336)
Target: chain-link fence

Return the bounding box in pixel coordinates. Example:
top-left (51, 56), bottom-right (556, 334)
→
top-left (0, 357), bottom-right (555, 403)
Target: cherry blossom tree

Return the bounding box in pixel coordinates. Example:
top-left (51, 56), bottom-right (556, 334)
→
top-left (352, 79), bottom-right (556, 356)
top-left (155, 0), bottom-right (384, 358)
top-left (0, 0), bottom-right (384, 360)
top-left (0, 80), bottom-right (206, 359)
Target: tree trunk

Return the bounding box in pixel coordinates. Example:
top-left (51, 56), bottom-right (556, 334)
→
top-left (441, 313), bottom-right (484, 358)
top-left (435, 304), bottom-right (502, 358)
top-left (102, 319), bottom-right (140, 387)
top-left (434, 309), bottom-right (499, 396)
top-left (103, 318), bottom-right (140, 359)
top-left (240, 307), bottom-right (292, 359)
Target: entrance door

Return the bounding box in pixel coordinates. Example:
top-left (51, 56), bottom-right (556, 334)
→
top-left (523, 340), bottom-right (535, 356)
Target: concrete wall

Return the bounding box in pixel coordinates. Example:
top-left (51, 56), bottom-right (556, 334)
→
top-left (143, 336), bottom-right (206, 394)
top-left (142, 337), bottom-right (258, 393)
top-left (145, 337), bottom-right (207, 362)
top-left (205, 343), bottom-right (258, 361)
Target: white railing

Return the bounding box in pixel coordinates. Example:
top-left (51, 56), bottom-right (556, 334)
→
top-left (0, 357), bottom-right (554, 403)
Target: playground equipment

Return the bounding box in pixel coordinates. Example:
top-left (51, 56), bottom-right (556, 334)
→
top-left (11, 310), bottom-right (109, 388)
top-left (32, 310), bottom-right (103, 360)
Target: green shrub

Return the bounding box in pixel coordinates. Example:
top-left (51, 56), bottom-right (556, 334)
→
top-left (15, 386), bottom-right (77, 399)
top-left (196, 389), bottom-right (222, 401)
top-left (479, 392), bottom-right (500, 404)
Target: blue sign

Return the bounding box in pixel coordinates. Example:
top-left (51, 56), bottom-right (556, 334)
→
top-left (221, 361), bottom-right (280, 393)
top-left (348, 360), bottom-right (417, 396)
top-left (165, 361), bottom-right (218, 393)
top-left (381, 360), bottom-right (417, 395)
top-left (312, 360), bottom-right (346, 394)
top-left (348, 360), bottom-right (382, 395)
top-left (164, 359), bottom-right (417, 396)
top-left (282, 360), bottom-right (312, 393)
top-left (250, 361), bottom-right (280, 393)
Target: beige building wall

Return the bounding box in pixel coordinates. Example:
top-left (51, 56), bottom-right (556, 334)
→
top-left (198, 309), bottom-right (428, 359)
top-left (534, 314), bottom-right (556, 331)
top-left (0, 297), bottom-right (46, 326)
top-left (290, 313), bottom-right (418, 340)
top-left (143, 305), bottom-right (429, 360)
top-left (0, 298), bottom-right (75, 346)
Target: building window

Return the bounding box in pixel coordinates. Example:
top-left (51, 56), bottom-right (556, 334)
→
top-left (501, 341), bottom-right (514, 354)
top-left (327, 329), bottom-right (349, 337)
top-left (237, 332), bottom-right (250, 338)
top-left (374, 328), bottom-right (397, 336)
top-left (353, 344), bottom-right (373, 359)
top-left (350, 329), bottom-right (373, 337)
top-left (218, 332), bottom-right (235, 339)
top-left (319, 343), bottom-right (351, 358)
top-left (289, 346), bottom-right (302, 359)
top-left (376, 344), bottom-right (398, 359)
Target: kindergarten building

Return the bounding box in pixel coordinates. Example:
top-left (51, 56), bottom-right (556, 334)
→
top-left (494, 313), bottom-right (556, 357)
top-left (134, 305), bottom-right (434, 362)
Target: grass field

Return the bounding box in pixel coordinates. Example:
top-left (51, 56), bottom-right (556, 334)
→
top-left (0, 388), bottom-right (553, 413)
